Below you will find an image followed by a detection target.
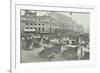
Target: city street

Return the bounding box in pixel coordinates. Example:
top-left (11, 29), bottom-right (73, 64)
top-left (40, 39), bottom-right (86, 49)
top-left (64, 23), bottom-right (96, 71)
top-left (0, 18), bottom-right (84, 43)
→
top-left (21, 42), bottom-right (89, 63)
top-left (21, 47), bottom-right (66, 63)
top-left (20, 10), bottom-right (90, 63)
top-left (21, 41), bottom-right (67, 63)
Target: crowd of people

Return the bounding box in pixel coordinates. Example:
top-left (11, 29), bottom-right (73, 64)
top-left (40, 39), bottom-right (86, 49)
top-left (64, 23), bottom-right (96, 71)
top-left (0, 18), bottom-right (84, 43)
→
top-left (21, 32), bottom-right (90, 61)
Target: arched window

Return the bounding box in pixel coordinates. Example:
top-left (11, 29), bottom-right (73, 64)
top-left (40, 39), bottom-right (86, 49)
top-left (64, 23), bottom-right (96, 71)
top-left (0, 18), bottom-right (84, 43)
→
top-left (39, 24), bottom-right (40, 26)
top-left (31, 23), bottom-right (33, 25)
top-left (30, 27), bottom-right (33, 29)
top-left (38, 27), bottom-right (41, 31)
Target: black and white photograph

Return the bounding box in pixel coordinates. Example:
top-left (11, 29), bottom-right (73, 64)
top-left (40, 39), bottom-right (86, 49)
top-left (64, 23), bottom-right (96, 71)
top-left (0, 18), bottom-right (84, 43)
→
top-left (20, 10), bottom-right (90, 63)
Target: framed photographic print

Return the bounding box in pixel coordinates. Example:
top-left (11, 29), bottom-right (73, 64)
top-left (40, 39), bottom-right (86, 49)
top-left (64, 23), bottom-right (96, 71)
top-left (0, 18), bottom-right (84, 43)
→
top-left (11, 0), bottom-right (96, 73)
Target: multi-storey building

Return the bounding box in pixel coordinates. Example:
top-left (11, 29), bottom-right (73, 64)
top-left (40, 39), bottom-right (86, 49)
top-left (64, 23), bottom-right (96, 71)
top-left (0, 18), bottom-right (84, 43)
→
top-left (20, 10), bottom-right (84, 35)
top-left (20, 10), bottom-right (58, 33)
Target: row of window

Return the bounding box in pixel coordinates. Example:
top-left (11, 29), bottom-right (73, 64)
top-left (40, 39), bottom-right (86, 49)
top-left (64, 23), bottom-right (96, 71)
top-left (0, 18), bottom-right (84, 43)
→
top-left (21, 17), bottom-right (52, 22)
top-left (26, 23), bottom-right (44, 26)
top-left (26, 27), bottom-right (33, 29)
top-left (25, 27), bottom-right (45, 31)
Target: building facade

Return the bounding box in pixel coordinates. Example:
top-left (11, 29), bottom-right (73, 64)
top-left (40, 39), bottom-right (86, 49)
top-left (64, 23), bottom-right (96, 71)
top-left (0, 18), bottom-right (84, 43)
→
top-left (20, 10), bottom-right (84, 35)
top-left (20, 10), bottom-right (58, 33)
